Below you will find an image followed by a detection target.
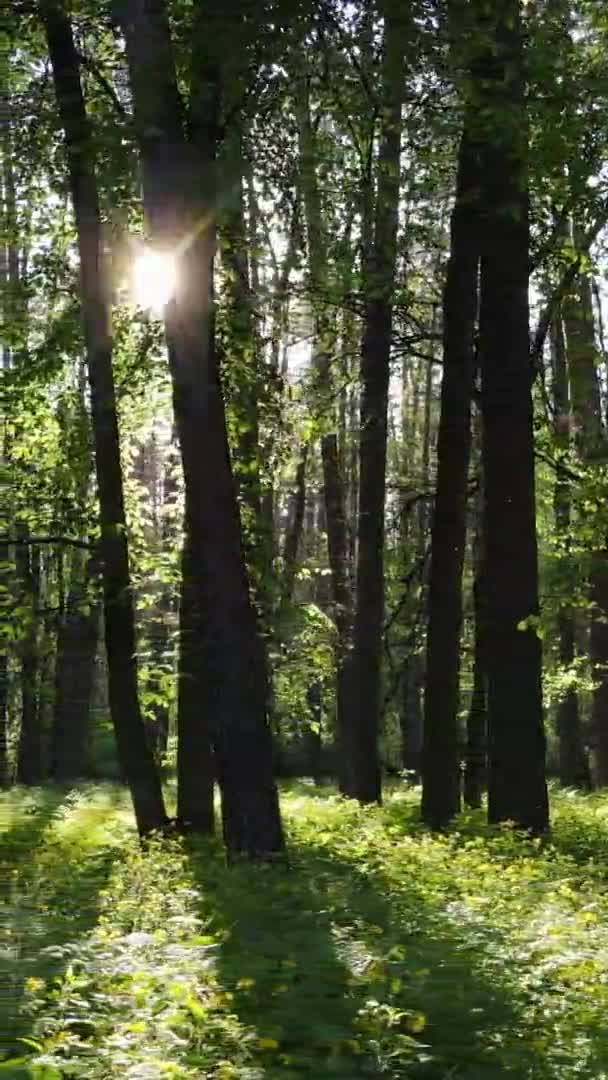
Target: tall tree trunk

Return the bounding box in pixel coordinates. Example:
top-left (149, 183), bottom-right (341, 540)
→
top-left (120, 0), bottom-right (283, 858)
top-left (346, 6), bottom-right (404, 803)
top-left (296, 75), bottom-right (353, 784)
top-left (478, 1), bottom-right (548, 833)
top-left (551, 307), bottom-right (591, 788)
top-left (421, 121), bottom-right (478, 828)
top-left (42, 0), bottom-right (167, 834)
top-left (562, 238), bottom-right (608, 784)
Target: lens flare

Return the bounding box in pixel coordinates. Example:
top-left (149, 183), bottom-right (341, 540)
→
top-left (133, 248), bottom-right (177, 313)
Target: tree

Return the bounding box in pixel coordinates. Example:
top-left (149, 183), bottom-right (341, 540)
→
top-left (477, 0), bottom-right (548, 833)
top-left (119, 0), bottom-right (284, 858)
top-left (42, 0), bottom-right (167, 834)
top-left (421, 118), bottom-right (479, 828)
top-left (346, 1), bottom-right (404, 803)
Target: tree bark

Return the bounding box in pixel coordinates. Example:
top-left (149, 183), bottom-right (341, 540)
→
top-left (477, 1), bottom-right (548, 833)
top-left (551, 308), bottom-right (591, 789)
top-left (562, 240), bottom-right (608, 784)
top-left (421, 121), bottom-right (479, 828)
top-left (176, 534), bottom-right (215, 833)
top-left (42, 0), bottom-right (167, 833)
top-left (347, 6), bottom-right (404, 803)
top-left (120, 0), bottom-right (284, 858)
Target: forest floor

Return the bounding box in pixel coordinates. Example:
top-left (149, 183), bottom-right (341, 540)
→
top-left (3, 783), bottom-right (608, 1079)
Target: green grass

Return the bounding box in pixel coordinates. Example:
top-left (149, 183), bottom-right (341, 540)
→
top-left (3, 782), bottom-right (608, 1077)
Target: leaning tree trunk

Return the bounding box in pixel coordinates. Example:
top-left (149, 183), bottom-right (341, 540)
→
top-left (347, 6), bottom-right (404, 803)
top-left (119, 0), bottom-right (283, 858)
top-left (551, 306), bottom-right (591, 789)
top-left (42, 0), bottom-right (167, 834)
top-left (421, 119), bottom-right (479, 829)
top-left (477, 0), bottom-right (548, 833)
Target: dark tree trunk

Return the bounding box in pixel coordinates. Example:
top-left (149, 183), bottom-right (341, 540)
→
top-left (551, 309), bottom-right (591, 789)
top-left (562, 240), bottom-right (608, 784)
top-left (400, 654), bottom-right (423, 780)
top-left (42, 0), bottom-right (167, 834)
top-left (176, 535), bottom-right (215, 833)
top-left (463, 574), bottom-right (487, 810)
top-left (120, 0), bottom-right (284, 858)
top-left (347, 8), bottom-right (403, 803)
top-left (421, 123), bottom-right (478, 828)
top-left (51, 552), bottom-right (100, 782)
top-left (478, 2), bottom-right (548, 833)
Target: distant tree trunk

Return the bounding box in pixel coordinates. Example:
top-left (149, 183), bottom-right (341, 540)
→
top-left (16, 533), bottom-right (43, 785)
top-left (42, 0), bottom-right (167, 834)
top-left (51, 552), bottom-right (100, 782)
top-left (562, 239), bottom-right (608, 785)
top-left (120, 0), bottom-right (283, 857)
top-left (296, 75), bottom-right (353, 785)
top-left (551, 307), bottom-right (591, 789)
top-left (281, 446), bottom-right (308, 608)
top-left (400, 654), bottom-right (423, 779)
top-left (347, 7), bottom-right (403, 803)
top-left (421, 121), bottom-right (478, 829)
top-left (477, 2), bottom-right (548, 833)
top-left (176, 534), bottom-right (215, 833)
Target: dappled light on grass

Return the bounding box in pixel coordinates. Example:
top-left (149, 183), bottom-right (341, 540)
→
top-left (4, 783), bottom-right (608, 1076)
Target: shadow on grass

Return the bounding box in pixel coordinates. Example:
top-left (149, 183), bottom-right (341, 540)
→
top-left (185, 828), bottom-right (548, 1078)
top-left (1, 784), bottom-right (128, 1069)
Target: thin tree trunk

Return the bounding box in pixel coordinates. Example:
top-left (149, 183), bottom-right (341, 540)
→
top-left (296, 75), bottom-right (353, 783)
top-left (551, 308), bottom-right (591, 788)
top-left (421, 122), bottom-right (478, 828)
top-left (42, 0), bottom-right (167, 834)
top-left (347, 6), bottom-right (404, 803)
top-left (281, 445), bottom-right (308, 608)
top-left (562, 237), bottom-right (608, 784)
top-left (400, 654), bottom-right (423, 779)
top-left (478, 2), bottom-right (548, 833)
top-left (120, 0), bottom-right (283, 858)
top-left (16, 532), bottom-right (43, 785)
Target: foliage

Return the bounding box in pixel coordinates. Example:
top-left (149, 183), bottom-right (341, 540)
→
top-left (6, 784), bottom-right (608, 1077)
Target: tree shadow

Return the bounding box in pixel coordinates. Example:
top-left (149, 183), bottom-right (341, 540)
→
top-left (185, 826), bottom-right (551, 1078)
top-left (1, 784), bottom-right (128, 1068)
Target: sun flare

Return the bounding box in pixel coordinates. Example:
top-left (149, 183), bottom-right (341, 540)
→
top-left (132, 248), bottom-right (177, 313)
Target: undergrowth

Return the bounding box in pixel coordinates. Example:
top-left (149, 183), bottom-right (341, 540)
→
top-left (3, 782), bottom-right (608, 1077)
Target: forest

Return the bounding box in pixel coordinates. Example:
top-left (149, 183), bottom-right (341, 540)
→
top-left (4, 0), bottom-right (608, 1075)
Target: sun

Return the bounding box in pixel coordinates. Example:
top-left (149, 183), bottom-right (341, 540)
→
top-left (132, 248), bottom-right (177, 313)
